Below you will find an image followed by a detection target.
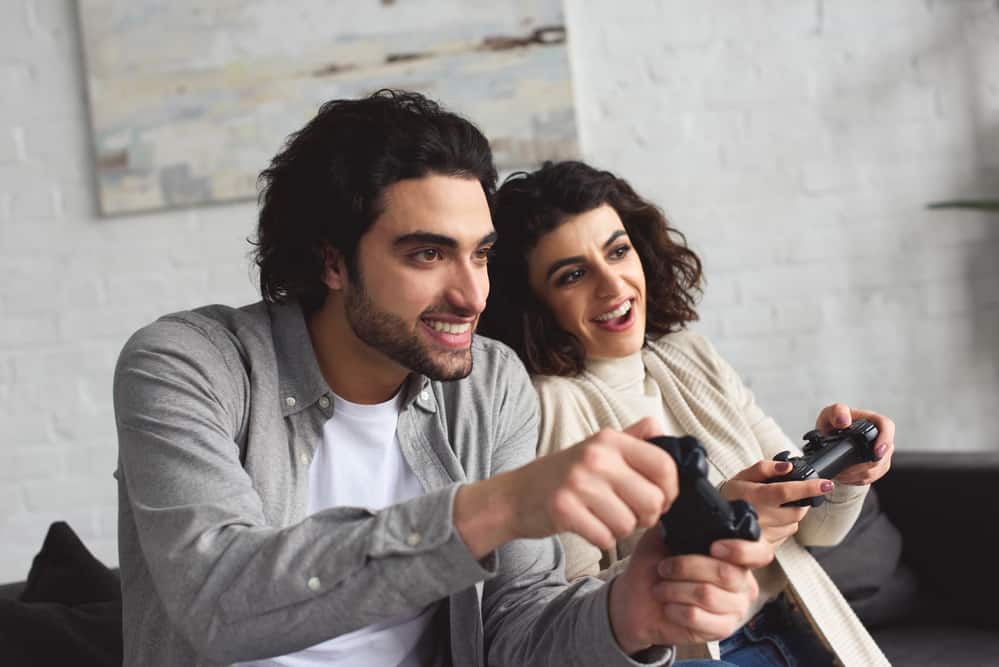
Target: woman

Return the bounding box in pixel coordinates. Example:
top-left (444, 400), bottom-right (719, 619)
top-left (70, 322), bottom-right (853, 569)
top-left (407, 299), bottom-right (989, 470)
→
top-left (480, 161), bottom-right (894, 666)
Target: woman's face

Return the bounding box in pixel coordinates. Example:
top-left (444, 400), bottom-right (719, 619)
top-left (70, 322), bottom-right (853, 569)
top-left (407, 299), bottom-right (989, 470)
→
top-left (527, 204), bottom-right (647, 360)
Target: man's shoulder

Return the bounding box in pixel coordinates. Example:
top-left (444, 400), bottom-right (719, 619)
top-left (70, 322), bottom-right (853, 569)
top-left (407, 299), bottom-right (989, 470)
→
top-left (435, 334), bottom-right (533, 403)
top-left (119, 301), bottom-right (272, 372)
top-left (468, 334), bottom-right (531, 381)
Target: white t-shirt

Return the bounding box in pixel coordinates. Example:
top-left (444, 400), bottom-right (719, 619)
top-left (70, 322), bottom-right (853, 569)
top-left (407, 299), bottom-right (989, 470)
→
top-left (236, 389), bottom-right (434, 667)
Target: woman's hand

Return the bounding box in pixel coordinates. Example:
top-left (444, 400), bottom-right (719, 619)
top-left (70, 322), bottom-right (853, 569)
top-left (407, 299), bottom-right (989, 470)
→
top-left (720, 460), bottom-right (831, 548)
top-left (815, 403), bottom-right (894, 486)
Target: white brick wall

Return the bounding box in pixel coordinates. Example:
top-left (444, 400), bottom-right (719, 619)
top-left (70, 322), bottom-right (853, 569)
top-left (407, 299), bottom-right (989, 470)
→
top-left (0, 0), bottom-right (997, 582)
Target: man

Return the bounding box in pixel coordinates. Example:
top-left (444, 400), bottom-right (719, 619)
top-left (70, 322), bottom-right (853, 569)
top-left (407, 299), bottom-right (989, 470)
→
top-left (113, 90), bottom-right (773, 667)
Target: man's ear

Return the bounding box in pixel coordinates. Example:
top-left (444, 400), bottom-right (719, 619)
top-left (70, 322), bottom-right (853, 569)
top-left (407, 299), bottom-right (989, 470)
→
top-left (321, 247), bottom-right (348, 291)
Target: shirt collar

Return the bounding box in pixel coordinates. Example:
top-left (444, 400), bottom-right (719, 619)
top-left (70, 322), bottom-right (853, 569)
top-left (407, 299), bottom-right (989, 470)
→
top-left (268, 300), bottom-right (437, 416)
top-left (269, 300), bottom-right (330, 417)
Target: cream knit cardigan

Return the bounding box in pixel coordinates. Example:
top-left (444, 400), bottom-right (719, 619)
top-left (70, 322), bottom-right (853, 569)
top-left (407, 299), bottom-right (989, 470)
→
top-left (533, 331), bottom-right (890, 666)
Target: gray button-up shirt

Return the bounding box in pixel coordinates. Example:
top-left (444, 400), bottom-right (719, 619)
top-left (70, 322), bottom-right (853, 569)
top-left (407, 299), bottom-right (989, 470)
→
top-left (113, 300), bottom-right (671, 667)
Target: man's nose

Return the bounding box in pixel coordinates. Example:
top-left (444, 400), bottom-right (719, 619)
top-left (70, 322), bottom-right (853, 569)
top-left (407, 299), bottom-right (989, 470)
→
top-left (446, 262), bottom-right (489, 315)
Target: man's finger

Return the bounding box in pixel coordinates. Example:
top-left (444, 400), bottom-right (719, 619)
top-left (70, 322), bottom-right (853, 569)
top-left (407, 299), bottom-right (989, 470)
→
top-left (623, 416), bottom-right (665, 441)
top-left (614, 434), bottom-right (679, 510)
top-left (709, 538), bottom-right (774, 569)
top-left (660, 603), bottom-right (744, 643)
top-left (650, 580), bottom-right (749, 616)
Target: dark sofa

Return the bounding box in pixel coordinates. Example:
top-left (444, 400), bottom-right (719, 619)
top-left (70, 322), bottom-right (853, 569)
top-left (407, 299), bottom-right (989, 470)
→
top-left (856, 450), bottom-right (999, 665)
top-left (2, 451), bottom-right (997, 666)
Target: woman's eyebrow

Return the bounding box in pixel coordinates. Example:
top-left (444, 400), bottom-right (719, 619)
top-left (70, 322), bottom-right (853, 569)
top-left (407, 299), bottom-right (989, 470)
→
top-left (545, 255), bottom-right (584, 281)
top-left (544, 229), bottom-right (628, 280)
top-left (603, 229), bottom-right (627, 248)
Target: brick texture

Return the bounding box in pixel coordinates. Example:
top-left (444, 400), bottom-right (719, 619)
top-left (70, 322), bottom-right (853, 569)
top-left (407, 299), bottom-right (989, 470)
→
top-left (1, 0), bottom-right (998, 582)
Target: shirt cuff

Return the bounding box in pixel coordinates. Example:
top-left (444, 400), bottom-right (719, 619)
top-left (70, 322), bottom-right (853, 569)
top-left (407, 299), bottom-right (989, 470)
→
top-left (370, 483), bottom-right (498, 577)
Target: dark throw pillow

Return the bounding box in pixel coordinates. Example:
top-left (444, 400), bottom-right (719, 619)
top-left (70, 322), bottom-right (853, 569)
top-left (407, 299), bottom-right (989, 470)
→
top-left (0, 521), bottom-right (122, 667)
top-left (19, 521), bottom-right (120, 605)
top-left (809, 487), bottom-right (920, 628)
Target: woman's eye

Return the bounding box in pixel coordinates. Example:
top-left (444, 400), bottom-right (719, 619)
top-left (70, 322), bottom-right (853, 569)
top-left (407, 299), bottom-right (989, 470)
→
top-left (610, 244), bottom-right (631, 259)
top-left (556, 268), bottom-right (584, 286)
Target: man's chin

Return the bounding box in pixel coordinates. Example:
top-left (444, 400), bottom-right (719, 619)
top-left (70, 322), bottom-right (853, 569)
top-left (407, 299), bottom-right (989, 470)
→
top-left (422, 350), bottom-right (474, 381)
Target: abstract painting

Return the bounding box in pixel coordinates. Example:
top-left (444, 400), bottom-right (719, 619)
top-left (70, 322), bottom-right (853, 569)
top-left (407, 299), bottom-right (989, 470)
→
top-left (77, 1), bottom-right (579, 215)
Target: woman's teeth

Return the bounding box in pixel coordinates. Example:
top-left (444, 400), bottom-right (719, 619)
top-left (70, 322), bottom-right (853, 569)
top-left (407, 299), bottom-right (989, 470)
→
top-left (595, 300), bottom-right (632, 322)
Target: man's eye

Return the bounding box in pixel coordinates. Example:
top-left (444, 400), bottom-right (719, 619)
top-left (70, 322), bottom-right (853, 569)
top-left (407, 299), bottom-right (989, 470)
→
top-left (556, 268), bottom-right (584, 286)
top-left (415, 249), bottom-right (441, 262)
top-left (475, 246), bottom-right (494, 262)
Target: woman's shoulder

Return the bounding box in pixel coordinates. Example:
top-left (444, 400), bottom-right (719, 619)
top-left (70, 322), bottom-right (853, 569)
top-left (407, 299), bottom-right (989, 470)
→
top-left (531, 372), bottom-right (589, 403)
top-left (649, 328), bottom-right (722, 362)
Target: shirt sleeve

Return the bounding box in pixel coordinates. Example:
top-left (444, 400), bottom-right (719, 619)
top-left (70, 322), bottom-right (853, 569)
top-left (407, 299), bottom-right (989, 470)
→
top-left (480, 356), bottom-right (673, 666)
top-left (114, 319), bottom-right (496, 663)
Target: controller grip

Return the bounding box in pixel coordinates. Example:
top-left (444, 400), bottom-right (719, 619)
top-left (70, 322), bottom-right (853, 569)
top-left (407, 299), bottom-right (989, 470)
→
top-left (729, 500), bottom-right (762, 541)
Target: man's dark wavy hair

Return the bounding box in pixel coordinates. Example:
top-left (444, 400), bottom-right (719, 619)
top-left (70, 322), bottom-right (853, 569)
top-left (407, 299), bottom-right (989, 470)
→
top-left (479, 160), bottom-right (703, 377)
top-left (252, 89), bottom-right (497, 313)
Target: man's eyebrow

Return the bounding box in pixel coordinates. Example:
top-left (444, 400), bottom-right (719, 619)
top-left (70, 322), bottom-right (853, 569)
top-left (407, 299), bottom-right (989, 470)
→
top-left (393, 232), bottom-right (458, 249)
top-left (393, 230), bottom-right (497, 249)
top-left (544, 229), bottom-right (629, 280)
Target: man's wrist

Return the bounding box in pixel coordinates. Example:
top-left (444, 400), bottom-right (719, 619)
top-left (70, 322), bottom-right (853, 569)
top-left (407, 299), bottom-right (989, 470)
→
top-left (453, 475), bottom-right (518, 559)
top-left (607, 575), bottom-right (652, 655)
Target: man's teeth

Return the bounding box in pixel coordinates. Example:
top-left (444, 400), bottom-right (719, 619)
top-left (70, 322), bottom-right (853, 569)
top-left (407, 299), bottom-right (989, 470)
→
top-left (595, 301), bottom-right (632, 322)
top-left (427, 320), bottom-right (471, 334)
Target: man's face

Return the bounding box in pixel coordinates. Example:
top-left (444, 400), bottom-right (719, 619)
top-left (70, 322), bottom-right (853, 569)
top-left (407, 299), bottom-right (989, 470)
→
top-left (341, 174), bottom-right (495, 381)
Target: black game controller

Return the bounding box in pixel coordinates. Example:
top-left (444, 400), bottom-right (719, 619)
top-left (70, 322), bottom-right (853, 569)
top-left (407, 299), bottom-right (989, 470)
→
top-left (766, 418), bottom-right (880, 507)
top-left (648, 435), bottom-right (761, 555)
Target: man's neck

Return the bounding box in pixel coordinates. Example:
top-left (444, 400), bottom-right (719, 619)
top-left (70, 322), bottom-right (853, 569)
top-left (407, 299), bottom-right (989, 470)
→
top-left (307, 300), bottom-right (409, 404)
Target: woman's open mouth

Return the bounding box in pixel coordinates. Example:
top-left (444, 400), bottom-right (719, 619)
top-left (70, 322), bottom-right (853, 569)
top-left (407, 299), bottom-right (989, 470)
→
top-left (592, 299), bottom-right (636, 332)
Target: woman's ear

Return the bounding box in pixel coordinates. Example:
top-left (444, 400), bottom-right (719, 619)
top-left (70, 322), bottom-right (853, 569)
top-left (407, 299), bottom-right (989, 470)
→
top-left (321, 246), bottom-right (348, 291)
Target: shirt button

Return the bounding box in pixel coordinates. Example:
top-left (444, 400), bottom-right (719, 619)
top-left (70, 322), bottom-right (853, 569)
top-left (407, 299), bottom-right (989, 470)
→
top-left (299, 452), bottom-right (310, 465)
top-left (419, 391), bottom-right (430, 402)
top-left (285, 396), bottom-right (297, 408)
top-left (307, 576), bottom-right (321, 591)
top-left (406, 532), bottom-right (422, 547)
top-left (318, 396), bottom-right (330, 409)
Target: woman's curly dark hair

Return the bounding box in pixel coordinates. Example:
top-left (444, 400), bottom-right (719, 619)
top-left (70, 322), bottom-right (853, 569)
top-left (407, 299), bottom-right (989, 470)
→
top-left (252, 89), bottom-right (497, 313)
top-left (479, 160), bottom-right (703, 377)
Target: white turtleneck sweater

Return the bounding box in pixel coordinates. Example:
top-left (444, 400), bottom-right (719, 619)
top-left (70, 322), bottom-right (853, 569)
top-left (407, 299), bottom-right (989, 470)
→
top-left (532, 330), bottom-right (886, 665)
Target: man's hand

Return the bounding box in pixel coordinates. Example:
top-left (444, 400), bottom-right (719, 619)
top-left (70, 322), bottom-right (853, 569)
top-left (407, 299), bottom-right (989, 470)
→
top-left (453, 418), bottom-right (677, 559)
top-left (815, 403), bottom-right (894, 485)
top-left (608, 527), bottom-right (774, 655)
top-left (720, 460), bottom-right (831, 547)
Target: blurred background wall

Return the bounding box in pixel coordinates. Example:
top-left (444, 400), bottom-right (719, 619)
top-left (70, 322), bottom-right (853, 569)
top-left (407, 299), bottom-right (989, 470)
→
top-left (1, 0), bottom-right (997, 581)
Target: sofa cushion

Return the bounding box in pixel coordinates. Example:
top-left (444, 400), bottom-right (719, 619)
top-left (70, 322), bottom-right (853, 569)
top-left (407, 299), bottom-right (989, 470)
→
top-left (0, 598), bottom-right (122, 667)
top-left (0, 521), bottom-right (121, 667)
top-left (809, 487), bottom-right (920, 628)
top-left (19, 521), bottom-right (120, 605)
top-left (873, 624), bottom-right (999, 667)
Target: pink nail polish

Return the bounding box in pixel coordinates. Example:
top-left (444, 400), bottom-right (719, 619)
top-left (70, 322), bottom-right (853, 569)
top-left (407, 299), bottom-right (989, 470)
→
top-left (820, 480), bottom-right (834, 493)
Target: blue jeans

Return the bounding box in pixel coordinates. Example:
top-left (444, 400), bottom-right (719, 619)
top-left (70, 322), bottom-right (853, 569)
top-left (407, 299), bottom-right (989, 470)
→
top-left (716, 594), bottom-right (837, 667)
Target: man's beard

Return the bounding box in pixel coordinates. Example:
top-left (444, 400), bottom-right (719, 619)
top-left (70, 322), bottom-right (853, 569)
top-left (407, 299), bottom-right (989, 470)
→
top-left (344, 275), bottom-right (474, 381)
